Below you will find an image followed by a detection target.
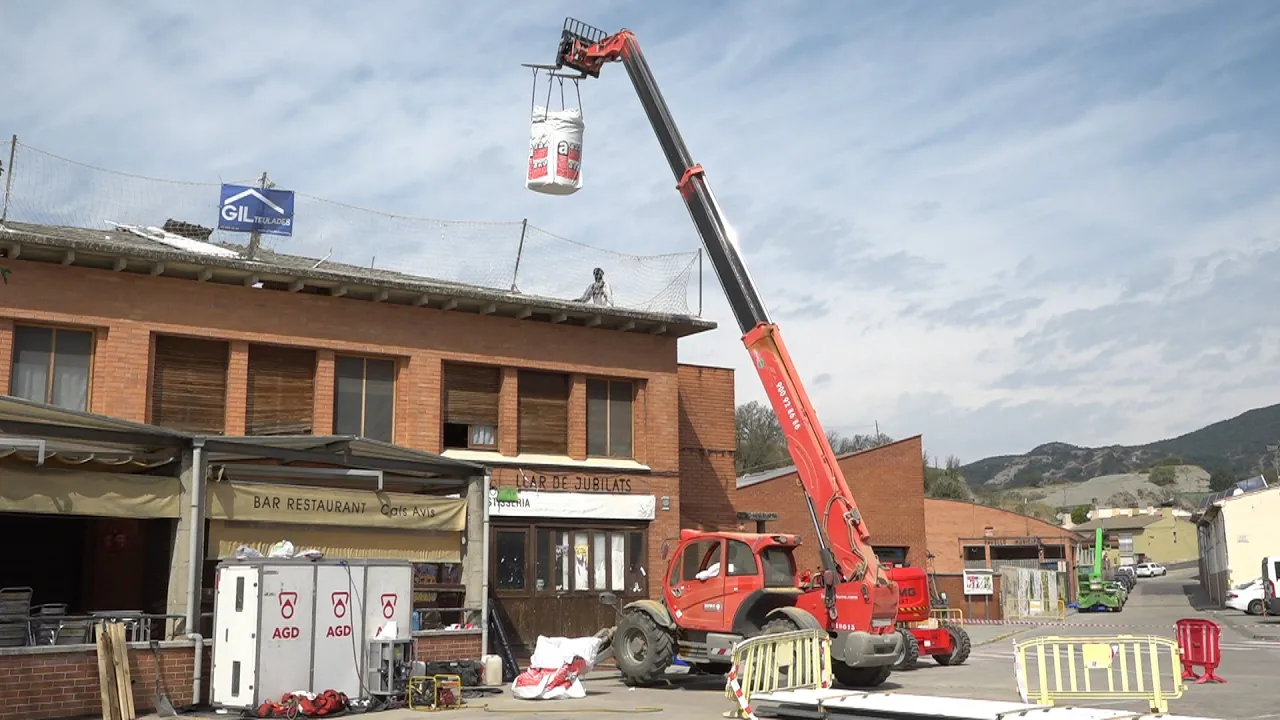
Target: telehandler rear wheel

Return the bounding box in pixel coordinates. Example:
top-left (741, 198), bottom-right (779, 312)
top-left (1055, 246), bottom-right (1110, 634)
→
top-left (932, 622), bottom-right (971, 666)
top-left (614, 610), bottom-right (675, 686)
top-left (891, 627), bottom-right (919, 669)
top-left (833, 664), bottom-right (891, 688)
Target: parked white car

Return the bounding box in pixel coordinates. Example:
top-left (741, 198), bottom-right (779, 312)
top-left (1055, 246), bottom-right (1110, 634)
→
top-left (1134, 562), bottom-right (1167, 577)
top-left (1226, 577), bottom-right (1267, 616)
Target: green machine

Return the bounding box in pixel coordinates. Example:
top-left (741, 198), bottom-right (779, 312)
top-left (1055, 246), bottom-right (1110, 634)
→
top-left (1076, 528), bottom-right (1125, 612)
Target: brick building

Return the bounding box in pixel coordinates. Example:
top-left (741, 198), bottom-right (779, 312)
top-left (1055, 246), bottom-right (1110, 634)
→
top-left (0, 219), bottom-right (735, 674)
top-left (714, 436), bottom-right (929, 575)
top-left (923, 498), bottom-right (1083, 620)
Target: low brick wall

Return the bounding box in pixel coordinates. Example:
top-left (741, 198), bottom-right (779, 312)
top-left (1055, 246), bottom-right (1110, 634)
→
top-left (0, 632), bottom-right (479, 720)
top-left (0, 639), bottom-right (209, 720)
top-left (413, 629), bottom-right (482, 662)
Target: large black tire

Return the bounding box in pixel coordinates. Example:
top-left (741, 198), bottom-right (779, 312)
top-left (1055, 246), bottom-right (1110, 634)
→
top-left (891, 627), bottom-right (919, 670)
top-left (933, 623), bottom-right (971, 666)
top-left (613, 610), bottom-right (675, 686)
top-left (833, 664), bottom-right (892, 688)
top-left (760, 616), bottom-right (803, 686)
top-left (1249, 599), bottom-right (1265, 616)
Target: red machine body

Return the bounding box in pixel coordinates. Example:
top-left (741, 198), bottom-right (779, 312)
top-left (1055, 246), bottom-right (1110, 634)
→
top-left (541, 19), bottom-right (902, 687)
top-left (883, 565), bottom-right (971, 667)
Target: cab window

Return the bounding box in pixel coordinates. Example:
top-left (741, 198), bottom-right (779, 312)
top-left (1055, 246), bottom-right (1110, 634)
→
top-left (681, 540), bottom-right (723, 582)
top-left (726, 541), bottom-right (759, 577)
top-left (760, 547), bottom-right (796, 588)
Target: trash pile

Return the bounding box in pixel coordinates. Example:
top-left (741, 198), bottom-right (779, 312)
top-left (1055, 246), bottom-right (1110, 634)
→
top-left (511, 635), bottom-right (604, 700)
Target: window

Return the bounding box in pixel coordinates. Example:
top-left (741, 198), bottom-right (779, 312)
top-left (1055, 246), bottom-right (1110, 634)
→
top-left (10, 325), bottom-right (93, 411)
top-left (517, 370), bottom-right (568, 455)
top-left (526, 525), bottom-right (646, 595)
top-left (681, 540), bottom-right (722, 583)
top-left (334, 356), bottom-right (395, 442)
top-left (151, 335), bottom-right (229, 434)
top-left (1118, 534), bottom-right (1134, 553)
top-left (726, 540), bottom-right (759, 577)
top-left (759, 547), bottom-right (796, 588)
top-left (245, 345), bottom-right (316, 435)
top-left (442, 363), bottom-right (499, 450)
top-left (586, 379), bottom-right (634, 458)
top-left (873, 546), bottom-right (909, 567)
top-left (496, 530), bottom-right (527, 591)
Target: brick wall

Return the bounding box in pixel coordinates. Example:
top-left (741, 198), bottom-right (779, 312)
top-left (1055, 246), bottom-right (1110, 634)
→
top-left (924, 498), bottom-right (1082, 575)
top-left (0, 260), bottom-right (683, 469)
top-left (413, 630), bottom-right (482, 662)
top-left (933, 574), bottom-right (1004, 621)
top-left (721, 436), bottom-right (928, 575)
top-left (0, 641), bottom-right (208, 720)
top-left (676, 364), bottom-right (737, 532)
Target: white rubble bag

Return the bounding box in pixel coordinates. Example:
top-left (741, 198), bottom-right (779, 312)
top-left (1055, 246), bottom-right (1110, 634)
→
top-left (526, 105), bottom-right (584, 195)
top-left (510, 635), bottom-right (603, 700)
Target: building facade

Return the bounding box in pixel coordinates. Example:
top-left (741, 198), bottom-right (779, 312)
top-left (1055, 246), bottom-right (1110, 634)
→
top-left (0, 221), bottom-right (727, 658)
top-left (1196, 485), bottom-right (1280, 605)
top-left (924, 498), bottom-right (1082, 620)
top-left (1073, 508), bottom-right (1198, 568)
top-left (726, 436), bottom-right (929, 574)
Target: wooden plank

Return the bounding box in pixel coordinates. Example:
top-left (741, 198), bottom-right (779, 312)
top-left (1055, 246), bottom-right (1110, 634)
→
top-left (95, 623), bottom-right (118, 720)
top-left (109, 623), bottom-right (136, 720)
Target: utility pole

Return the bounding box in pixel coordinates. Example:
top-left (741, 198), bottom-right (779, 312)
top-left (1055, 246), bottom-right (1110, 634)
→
top-left (1, 135), bottom-right (16, 223)
top-left (247, 171), bottom-right (269, 260)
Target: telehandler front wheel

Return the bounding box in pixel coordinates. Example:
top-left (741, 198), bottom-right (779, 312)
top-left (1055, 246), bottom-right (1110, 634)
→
top-left (614, 610), bottom-right (675, 686)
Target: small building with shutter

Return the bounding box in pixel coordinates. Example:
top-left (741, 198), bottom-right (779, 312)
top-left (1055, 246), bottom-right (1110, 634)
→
top-left (0, 220), bottom-right (730, 658)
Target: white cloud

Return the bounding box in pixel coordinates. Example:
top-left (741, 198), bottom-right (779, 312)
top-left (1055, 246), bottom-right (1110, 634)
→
top-left (2, 0), bottom-right (1278, 462)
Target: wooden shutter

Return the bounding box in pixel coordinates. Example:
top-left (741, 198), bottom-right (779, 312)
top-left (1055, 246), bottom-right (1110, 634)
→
top-left (246, 344), bottom-right (317, 435)
top-left (151, 335), bottom-right (229, 434)
top-left (444, 364), bottom-right (500, 426)
top-left (517, 370), bottom-right (569, 455)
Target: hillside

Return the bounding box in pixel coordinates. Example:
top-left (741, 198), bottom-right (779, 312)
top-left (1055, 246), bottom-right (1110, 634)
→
top-left (960, 403), bottom-right (1280, 489)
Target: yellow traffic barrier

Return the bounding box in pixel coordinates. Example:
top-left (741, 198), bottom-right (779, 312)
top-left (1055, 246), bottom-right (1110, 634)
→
top-left (726, 628), bottom-right (831, 719)
top-left (1014, 635), bottom-right (1184, 714)
top-left (929, 608), bottom-right (964, 624)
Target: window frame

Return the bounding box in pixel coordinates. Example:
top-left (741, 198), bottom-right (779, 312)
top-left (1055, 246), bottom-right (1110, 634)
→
top-left (9, 323), bottom-right (96, 411)
top-left (332, 354), bottom-right (397, 443)
top-left (493, 521), bottom-right (648, 599)
top-left (725, 540), bottom-right (759, 578)
top-left (586, 377), bottom-right (635, 459)
top-left (441, 362), bottom-right (501, 451)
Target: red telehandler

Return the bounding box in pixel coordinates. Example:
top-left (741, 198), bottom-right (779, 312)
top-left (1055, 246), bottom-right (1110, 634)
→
top-left (538, 19), bottom-right (903, 687)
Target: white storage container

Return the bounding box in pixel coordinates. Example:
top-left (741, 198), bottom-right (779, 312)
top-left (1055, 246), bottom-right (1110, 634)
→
top-left (209, 558), bottom-right (413, 709)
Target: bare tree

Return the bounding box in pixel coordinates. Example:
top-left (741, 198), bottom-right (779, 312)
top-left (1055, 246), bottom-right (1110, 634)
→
top-left (735, 401), bottom-right (788, 475)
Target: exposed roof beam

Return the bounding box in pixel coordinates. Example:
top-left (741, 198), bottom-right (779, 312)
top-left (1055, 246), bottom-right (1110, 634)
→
top-left (112, 257), bottom-right (128, 272)
top-left (374, 289), bottom-right (389, 302)
top-left (330, 285), bottom-right (348, 297)
top-left (412, 293), bottom-right (429, 307)
top-left (480, 302), bottom-right (497, 315)
top-left (197, 268), bottom-right (213, 282)
top-left (619, 320), bottom-right (635, 332)
top-left (6, 244), bottom-right (20, 260)
top-left (586, 315), bottom-right (602, 328)
top-left (61, 250), bottom-right (75, 266)
top-left (150, 261), bottom-right (165, 276)
top-left (551, 312), bottom-right (567, 324)
top-left (442, 298), bottom-right (458, 311)
top-left (289, 278), bottom-right (305, 293)
top-left (515, 307), bottom-right (532, 320)
top-left (243, 274), bottom-right (260, 288)
top-left (650, 324), bottom-right (668, 335)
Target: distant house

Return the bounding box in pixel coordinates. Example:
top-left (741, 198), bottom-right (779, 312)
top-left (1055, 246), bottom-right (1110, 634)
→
top-left (1072, 508), bottom-right (1198, 567)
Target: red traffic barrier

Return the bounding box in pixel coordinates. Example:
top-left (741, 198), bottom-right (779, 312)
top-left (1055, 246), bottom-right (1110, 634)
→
top-left (1175, 618), bottom-right (1225, 684)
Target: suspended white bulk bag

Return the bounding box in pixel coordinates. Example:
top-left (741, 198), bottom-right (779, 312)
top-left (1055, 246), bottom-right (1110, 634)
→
top-left (527, 105), bottom-right (584, 195)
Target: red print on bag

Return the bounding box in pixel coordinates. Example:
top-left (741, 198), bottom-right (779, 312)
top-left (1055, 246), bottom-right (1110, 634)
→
top-left (331, 592), bottom-right (349, 618)
top-left (279, 591), bottom-right (298, 619)
top-left (380, 594), bottom-right (398, 619)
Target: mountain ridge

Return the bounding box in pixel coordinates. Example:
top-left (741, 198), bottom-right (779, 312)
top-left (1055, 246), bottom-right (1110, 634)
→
top-left (959, 402), bottom-right (1280, 489)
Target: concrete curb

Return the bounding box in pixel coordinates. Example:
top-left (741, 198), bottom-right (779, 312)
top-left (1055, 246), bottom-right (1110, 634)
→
top-left (974, 628), bottom-right (1029, 647)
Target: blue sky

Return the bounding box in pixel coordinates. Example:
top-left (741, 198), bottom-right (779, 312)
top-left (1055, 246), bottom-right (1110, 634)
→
top-left (2, 1), bottom-right (1278, 463)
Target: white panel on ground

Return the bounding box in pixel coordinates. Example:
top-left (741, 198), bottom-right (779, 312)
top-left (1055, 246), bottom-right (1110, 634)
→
top-left (751, 689), bottom-right (1223, 720)
top-left (364, 562), bottom-right (413, 640)
top-left (209, 565), bottom-right (261, 709)
top-left (257, 564), bottom-right (316, 702)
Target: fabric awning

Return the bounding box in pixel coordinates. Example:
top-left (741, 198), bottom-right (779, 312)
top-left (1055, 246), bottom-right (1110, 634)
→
top-left (208, 520), bottom-right (462, 563)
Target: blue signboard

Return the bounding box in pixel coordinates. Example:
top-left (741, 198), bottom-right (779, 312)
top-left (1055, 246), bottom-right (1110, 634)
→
top-left (218, 184), bottom-right (295, 236)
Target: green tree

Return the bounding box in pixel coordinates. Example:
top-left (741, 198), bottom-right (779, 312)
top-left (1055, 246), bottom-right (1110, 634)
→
top-left (1208, 469), bottom-right (1236, 492)
top-left (1070, 506), bottom-right (1090, 524)
top-left (828, 429), bottom-right (894, 454)
top-left (1149, 465), bottom-right (1177, 487)
top-left (1153, 456), bottom-right (1182, 467)
top-left (735, 401), bottom-right (788, 475)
